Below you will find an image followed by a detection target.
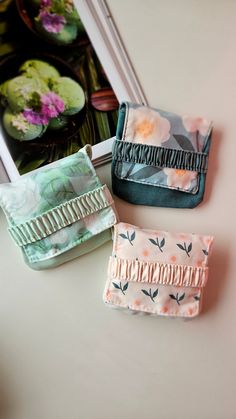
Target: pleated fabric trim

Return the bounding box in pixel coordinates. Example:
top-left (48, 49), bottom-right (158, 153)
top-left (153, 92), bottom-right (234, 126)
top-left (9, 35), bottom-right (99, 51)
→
top-left (108, 256), bottom-right (208, 288)
top-left (113, 140), bottom-right (208, 173)
top-left (9, 185), bottom-right (113, 247)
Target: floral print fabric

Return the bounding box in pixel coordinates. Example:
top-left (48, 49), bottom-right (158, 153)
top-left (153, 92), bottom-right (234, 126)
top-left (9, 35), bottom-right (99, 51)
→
top-left (114, 102), bottom-right (212, 194)
top-left (103, 223), bottom-right (213, 318)
top-left (0, 146), bottom-right (117, 269)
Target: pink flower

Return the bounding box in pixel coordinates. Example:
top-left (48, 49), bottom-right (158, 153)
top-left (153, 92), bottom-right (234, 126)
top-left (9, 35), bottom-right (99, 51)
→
top-left (23, 92), bottom-right (64, 125)
top-left (23, 109), bottom-right (49, 125)
top-left (163, 168), bottom-right (197, 191)
top-left (39, 10), bottom-right (66, 33)
top-left (41, 92), bottom-right (65, 118)
top-left (126, 106), bottom-right (171, 146)
top-left (40, 0), bottom-right (52, 8)
top-left (182, 115), bottom-right (212, 136)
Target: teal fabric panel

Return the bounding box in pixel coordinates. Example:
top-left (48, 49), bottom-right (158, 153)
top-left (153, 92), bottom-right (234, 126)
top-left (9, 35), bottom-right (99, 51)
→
top-left (116, 102), bottom-right (126, 140)
top-left (112, 166), bottom-right (206, 208)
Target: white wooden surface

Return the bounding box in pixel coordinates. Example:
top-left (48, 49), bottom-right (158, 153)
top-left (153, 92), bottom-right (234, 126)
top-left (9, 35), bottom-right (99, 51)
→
top-left (0, 1), bottom-right (236, 418)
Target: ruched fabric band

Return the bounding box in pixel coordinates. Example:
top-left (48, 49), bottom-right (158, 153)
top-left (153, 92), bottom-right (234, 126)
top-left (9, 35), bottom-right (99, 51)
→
top-left (113, 140), bottom-right (208, 173)
top-left (108, 256), bottom-right (208, 288)
top-left (9, 185), bottom-right (113, 247)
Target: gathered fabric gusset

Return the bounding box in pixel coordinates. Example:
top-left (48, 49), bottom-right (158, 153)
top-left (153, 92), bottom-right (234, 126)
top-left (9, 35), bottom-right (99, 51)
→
top-left (9, 185), bottom-right (113, 247)
top-left (113, 140), bottom-right (208, 173)
top-left (108, 256), bottom-right (208, 288)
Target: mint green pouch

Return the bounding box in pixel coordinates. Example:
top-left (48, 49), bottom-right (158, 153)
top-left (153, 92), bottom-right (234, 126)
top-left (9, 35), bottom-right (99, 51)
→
top-left (0, 145), bottom-right (118, 270)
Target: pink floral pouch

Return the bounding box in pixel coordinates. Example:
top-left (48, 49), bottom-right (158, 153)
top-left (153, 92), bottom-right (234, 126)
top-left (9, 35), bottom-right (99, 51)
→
top-left (103, 223), bottom-right (213, 318)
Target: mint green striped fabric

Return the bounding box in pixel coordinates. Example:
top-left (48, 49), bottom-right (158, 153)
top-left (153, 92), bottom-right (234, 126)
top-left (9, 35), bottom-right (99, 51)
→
top-left (8, 185), bottom-right (112, 247)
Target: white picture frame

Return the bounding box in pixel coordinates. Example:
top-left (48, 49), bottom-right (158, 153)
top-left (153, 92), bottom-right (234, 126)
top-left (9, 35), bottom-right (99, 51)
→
top-left (0, 0), bottom-right (147, 182)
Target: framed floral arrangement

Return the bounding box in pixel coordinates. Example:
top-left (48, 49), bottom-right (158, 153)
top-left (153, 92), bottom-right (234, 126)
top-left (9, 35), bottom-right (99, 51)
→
top-left (0, 0), bottom-right (147, 181)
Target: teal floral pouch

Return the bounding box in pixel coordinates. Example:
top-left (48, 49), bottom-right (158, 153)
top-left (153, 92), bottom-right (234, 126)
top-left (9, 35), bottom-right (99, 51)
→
top-left (0, 145), bottom-right (118, 269)
top-left (112, 102), bottom-right (213, 208)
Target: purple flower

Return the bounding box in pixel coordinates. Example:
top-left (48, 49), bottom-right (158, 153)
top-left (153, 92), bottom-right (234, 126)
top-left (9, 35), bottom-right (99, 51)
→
top-left (40, 0), bottom-right (52, 8)
top-left (39, 10), bottom-right (66, 33)
top-left (23, 93), bottom-right (65, 125)
top-left (41, 92), bottom-right (65, 118)
top-left (23, 109), bottom-right (49, 125)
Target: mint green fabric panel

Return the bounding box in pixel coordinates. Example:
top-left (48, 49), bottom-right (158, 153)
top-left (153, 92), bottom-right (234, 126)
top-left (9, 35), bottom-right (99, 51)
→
top-left (0, 149), bottom-right (101, 226)
top-left (8, 185), bottom-right (112, 246)
top-left (22, 205), bottom-right (116, 265)
top-left (0, 146), bottom-right (117, 269)
top-left (24, 229), bottom-right (112, 270)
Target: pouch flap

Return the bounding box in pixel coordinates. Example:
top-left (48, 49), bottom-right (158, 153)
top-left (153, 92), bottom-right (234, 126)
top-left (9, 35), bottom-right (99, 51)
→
top-left (0, 146), bottom-right (117, 264)
top-left (113, 102), bottom-right (212, 194)
top-left (8, 185), bottom-right (113, 246)
top-left (112, 223), bottom-right (213, 271)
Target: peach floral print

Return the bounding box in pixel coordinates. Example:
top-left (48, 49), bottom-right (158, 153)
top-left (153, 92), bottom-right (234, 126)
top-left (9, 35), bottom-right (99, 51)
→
top-left (161, 306), bottom-right (169, 314)
top-left (142, 249), bottom-right (149, 257)
top-left (196, 260), bottom-right (205, 268)
top-left (133, 299), bottom-right (141, 307)
top-left (182, 115), bottom-right (211, 136)
top-left (106, 289), bottom-right (111, 300)
top-left (126, 106), bottom-right (171, 145)
top-left (104, 223), bottom-right (213, 318)
top-left (163, 167), bottom-right (197, 190)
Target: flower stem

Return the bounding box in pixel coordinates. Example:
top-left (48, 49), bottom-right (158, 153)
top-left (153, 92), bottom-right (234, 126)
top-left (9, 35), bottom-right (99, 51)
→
top-left (184, 242), bottom-right (190, 257)
top-left (127, 232), bottom-right (133, 246)
top-left (120, 282), bottom-right (125, 295)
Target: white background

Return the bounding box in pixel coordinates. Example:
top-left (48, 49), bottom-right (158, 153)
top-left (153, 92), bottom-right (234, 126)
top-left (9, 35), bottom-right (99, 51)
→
top-left (0, 1), bottom-right (236, 418)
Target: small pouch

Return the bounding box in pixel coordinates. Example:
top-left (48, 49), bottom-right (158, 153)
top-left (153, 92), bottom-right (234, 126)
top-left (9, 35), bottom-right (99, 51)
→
top-left (112, 102), bottom-right (213, 208)
top-left (0, 145), bottom-right (118, 270)
top-left (103, 223), bottom-right (213, 318)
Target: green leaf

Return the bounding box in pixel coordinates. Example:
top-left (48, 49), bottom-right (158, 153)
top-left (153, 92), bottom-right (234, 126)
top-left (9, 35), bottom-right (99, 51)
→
top-left (112, 282), bottom-right (120, 290)
top-left (153, 288), bottom-right (158, 298)
top-left (176, 243), bottom-right (185, 251)
top-left (187, 243), bottom-right (192, 253)
top-left (169, 294), bottom-right (177, 300)
top-left (124, 162), bottom-right (135, 178)
top-left (128, 166), bottom-right (161, 180)
top-left (19, 157), bottom-right (48, 174)
top-left (160, 238), bottom-right (165, 248)
top-left (149, 238), bottom-right (157, 246)
top-left (123, 282), bottom-right (129, 291)
top-left (0, 0), bottom-right (12, 13)
top-left (94, 110), bottom-right (111, 141)
top-left (0, 42), bottom-right (15, 57)
top-left (173, 135), bottom-right (195, 151)
top-left (142, 289), bottom-right (150, 297)
top-left (119, 233), bottom-right (128, 240)
top-left (178, 293), bottom-right (185, 302)
top-left (0, 22), bottom-right (8, 36)
top-left (130, 231), bottom-right (136, 242)
top-left (28, 92), bottom-right (41, 111)
top-left (43, 177), bottom-right (75, 205)
top-left (62, 162), bottom-right (91, 177)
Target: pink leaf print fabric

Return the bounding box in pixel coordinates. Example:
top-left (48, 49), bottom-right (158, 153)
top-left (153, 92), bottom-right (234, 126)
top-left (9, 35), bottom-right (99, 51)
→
top-left (103, 223), bottom-right (213, 318)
